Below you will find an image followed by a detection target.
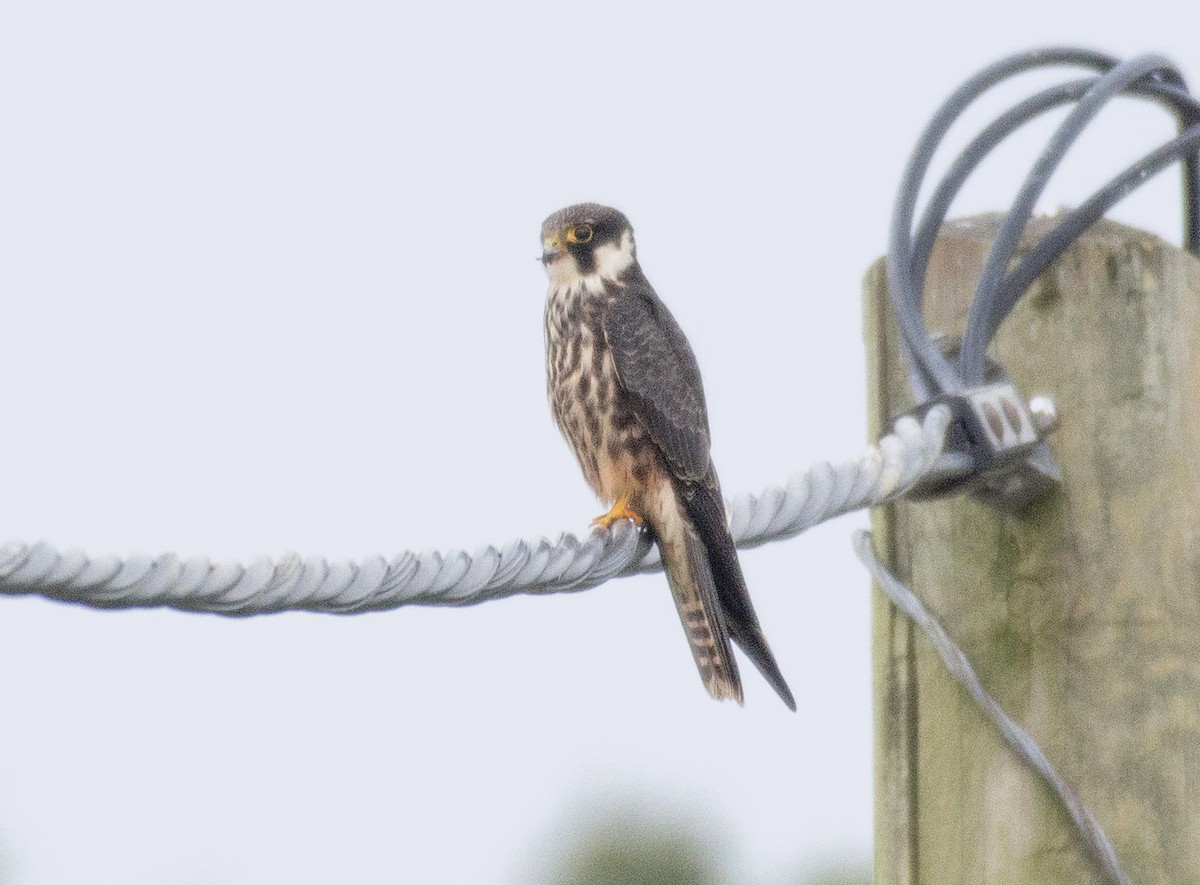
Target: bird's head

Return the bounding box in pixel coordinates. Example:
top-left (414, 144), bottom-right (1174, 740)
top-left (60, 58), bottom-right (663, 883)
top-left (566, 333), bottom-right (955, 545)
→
top-left (540, 203), bottom-right (637, 289)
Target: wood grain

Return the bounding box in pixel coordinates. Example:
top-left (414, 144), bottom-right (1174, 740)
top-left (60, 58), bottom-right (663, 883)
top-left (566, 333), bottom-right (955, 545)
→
top-left (865, 216), bottom-right (1200, 884)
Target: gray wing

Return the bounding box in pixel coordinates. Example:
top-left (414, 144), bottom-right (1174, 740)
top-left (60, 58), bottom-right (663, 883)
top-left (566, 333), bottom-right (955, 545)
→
top-left (602, 280), bottom-right (711, 482)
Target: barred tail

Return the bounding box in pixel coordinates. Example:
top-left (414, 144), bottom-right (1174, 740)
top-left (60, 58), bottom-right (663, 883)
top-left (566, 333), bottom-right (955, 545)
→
top-left (652, 479), bottom-right (744, 704)
top-left (679, 469), bottom-right (796, 712)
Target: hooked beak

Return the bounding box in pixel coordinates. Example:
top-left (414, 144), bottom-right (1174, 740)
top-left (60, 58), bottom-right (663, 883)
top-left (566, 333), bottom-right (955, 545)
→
top-left (540, 237), bottom-right (564, 265)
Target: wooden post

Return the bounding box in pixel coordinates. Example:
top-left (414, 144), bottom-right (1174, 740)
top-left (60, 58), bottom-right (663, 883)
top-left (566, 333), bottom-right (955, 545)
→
top-left (864, 215), bottom-right (1200, 884)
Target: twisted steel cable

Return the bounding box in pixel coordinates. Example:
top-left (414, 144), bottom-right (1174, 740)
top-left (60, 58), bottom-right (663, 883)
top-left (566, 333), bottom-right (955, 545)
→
top-left (0, 408), bottom-right (951, 615)
top-left (855, 532), bottom-right (1131, 885)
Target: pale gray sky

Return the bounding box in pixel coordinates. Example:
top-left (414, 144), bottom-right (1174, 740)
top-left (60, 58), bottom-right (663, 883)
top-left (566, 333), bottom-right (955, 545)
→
top-left (0, 2), bottom-right (1196, 883)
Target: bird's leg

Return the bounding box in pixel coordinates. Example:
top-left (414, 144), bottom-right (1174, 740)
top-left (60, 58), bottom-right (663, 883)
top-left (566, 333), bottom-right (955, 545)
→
top-left (591, 493), bottom-right (644, 530)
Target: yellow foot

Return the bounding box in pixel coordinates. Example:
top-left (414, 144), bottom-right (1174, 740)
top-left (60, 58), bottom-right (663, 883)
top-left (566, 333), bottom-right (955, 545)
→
top-left (591, 496), bottom-right (644, 530)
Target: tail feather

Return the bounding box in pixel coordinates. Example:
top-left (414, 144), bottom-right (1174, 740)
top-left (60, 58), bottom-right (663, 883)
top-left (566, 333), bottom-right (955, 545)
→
top-left (678, 470), bottom-right (797, 712)
top-left (652, 480), bottom-right (744, 704)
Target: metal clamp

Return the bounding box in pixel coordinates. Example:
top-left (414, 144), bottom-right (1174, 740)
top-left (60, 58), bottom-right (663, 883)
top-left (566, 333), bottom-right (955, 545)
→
top-left (900, 340), bottom-right (1062, 513)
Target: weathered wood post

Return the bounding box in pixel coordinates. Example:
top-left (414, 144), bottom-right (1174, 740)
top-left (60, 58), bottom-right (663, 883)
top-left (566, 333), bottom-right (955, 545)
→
top-left (864, 215), bottom-right (1200, 884)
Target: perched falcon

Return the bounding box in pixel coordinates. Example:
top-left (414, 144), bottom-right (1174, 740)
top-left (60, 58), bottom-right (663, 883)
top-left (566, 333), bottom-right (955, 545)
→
top-left (541, 203), bottom-right (795, 710)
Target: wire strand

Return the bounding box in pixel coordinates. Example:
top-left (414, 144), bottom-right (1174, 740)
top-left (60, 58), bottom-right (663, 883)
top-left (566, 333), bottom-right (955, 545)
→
top-left (0, 409), bottom-right (951, 614)
top-left (958, 53), bottom-right (1182, 385)
top-left (889, 47), bottom-right (1200, 400)
top-left (854, 531), bottom-right (1132, 885)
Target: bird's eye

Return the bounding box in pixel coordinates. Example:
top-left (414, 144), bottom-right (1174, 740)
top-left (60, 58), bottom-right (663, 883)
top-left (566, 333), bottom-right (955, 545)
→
top-left (568, 224), bottom-right (594, 244)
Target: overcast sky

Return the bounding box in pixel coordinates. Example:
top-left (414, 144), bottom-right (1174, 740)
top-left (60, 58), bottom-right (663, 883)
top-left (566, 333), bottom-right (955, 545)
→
top-left (1, 2), bottom-right (1197, 883)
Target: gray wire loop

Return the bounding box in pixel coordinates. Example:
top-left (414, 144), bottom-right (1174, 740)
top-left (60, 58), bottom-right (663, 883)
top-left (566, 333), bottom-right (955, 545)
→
top-left (0, 406), bottom-right (951, 614)
top-left (854, 531), bottom-right (1131, 885)
top-left (889, 47), bottom-right (1200, 402)
top-left (864, 45), bottom-right (1167, 885)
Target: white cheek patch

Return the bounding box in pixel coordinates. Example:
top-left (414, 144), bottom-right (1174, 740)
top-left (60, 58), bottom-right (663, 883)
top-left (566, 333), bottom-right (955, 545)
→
top-left (542, 230), bottom-right (636, 292)
top-left (592, 230), bottom-right (636, 280)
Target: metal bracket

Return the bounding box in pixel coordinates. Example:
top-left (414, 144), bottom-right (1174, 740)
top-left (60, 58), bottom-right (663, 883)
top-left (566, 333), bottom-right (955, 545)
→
top-left (900, 340), bottom-right (1062, 513)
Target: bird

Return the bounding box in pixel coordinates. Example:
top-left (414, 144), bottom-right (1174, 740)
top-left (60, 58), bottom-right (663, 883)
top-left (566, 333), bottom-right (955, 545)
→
top-left (540, 203), bottom-right (795, 710)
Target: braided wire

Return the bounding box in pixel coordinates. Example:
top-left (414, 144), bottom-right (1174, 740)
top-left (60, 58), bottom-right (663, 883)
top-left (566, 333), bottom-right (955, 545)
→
top-left (854, 531), bottom-right (1131, 885)
top-left (0, 408), bottom-right (951, 615)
